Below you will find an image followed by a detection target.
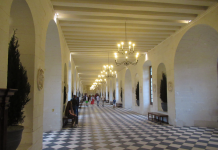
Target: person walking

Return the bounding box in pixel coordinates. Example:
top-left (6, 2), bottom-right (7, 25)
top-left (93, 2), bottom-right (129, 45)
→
top-left (113, 97), bottom-right (116, 109)
top-left (71, 95), bottom-right (79, 117)
top-left (91, 95), bottom-right (94, 105)
top-left (85, 95), bottom-right (88, 106)
top-left (96, 95), bottom-right (100, 106)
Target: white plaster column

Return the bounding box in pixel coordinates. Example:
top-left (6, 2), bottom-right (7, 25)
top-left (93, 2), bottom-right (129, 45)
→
top-left (101, 86), bottom-right (103, 97)
top-left (106, 83), bottom-right (108, 100)
top-left (109, 79), bottom-right (113, 102)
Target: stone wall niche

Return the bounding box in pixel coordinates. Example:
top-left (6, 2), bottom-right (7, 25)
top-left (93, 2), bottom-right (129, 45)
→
top-left (174, 24), bottom-right (218, 128)
top-left (9, 0), bottom-right (35, 146)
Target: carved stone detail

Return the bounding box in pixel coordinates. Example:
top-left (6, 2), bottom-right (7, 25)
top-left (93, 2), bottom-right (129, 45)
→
top-left (37, 69), bottom-right (44, 91)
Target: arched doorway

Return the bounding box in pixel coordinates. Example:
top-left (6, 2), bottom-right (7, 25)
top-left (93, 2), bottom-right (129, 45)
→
top-left (43, 20), bottom-right (62, 132)
top-left (124, 69), bottom-right (132, 109)
top-left (9, 0), bottom-right (35, 145)
top-left (174, 24), bottom-right (218, 128)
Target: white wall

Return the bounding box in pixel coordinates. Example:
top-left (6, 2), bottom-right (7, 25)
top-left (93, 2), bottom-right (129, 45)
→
top-left (174, 24), bottom-right (218, 128)
top-left (115, 4), bottom-right (218, 127)
top-left (43, 20), bottom-right (62, 132)
top-left (124, 69), bottom-right (132, 109)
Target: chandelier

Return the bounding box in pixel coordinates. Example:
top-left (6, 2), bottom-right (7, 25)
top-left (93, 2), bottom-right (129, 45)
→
top-left (114, 22), bottom-right (139, 66)
top-left (90, 84), bottom-right (96, 90)
top-left (115, 52), bottom-right (139, 66)
top-left (102, 65), bottom-right (116, 78)
top-left (98, 74), bottom-right (107, 84)
top-left (102, 52), bottom-right (117, 78)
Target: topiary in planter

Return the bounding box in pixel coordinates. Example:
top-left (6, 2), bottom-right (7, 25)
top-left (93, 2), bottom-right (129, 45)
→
top-left (7, 30), bottom-right (31, 149)
top-left (135, 82), bottom-right (139, 106)
top-left (120, 87), bottom-right (122, 102)
top-left (160, 73), bottom-right (167, 111)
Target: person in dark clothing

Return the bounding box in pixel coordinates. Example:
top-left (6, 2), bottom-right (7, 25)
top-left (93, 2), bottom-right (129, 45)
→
top-left (65, 101), bottom-right (78, 127)
top-left (71, 95), bottom-right (79, 117)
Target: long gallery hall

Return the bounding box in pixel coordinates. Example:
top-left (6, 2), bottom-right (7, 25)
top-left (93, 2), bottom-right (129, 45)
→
top-left (0, 0), bottom-right (218, 150)
top-left (43, 103), bottom-right (218, 150)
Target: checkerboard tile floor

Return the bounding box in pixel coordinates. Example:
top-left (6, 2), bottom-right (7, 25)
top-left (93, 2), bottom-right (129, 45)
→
top-left (43, 102), bottom-right (218, 150)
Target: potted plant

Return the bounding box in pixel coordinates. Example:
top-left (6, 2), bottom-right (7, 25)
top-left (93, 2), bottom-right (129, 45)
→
top-left (120, 87), bottom-right (122, 102)
top-left (160, 73), bottom-right (167, 111)
top-left (7, 31), bottom-right (31, 150)
top-left (135, 82), bottom-right (139, 106)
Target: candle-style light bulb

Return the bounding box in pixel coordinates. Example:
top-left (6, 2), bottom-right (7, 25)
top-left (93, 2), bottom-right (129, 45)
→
top-left (121, 42), bottom-right (124, 49)
top-left (118, 44), bottom-right (120, 51)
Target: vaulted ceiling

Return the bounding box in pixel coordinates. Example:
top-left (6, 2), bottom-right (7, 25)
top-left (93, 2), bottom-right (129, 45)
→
top-left (51, 0), bottom-right (217, 86)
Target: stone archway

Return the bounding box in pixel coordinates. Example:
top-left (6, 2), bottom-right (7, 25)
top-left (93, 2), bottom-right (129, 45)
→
top-left (174, 24), bottom-right (218, 128)
top-left (43, 20), bottom-right (62, 132)
top-left (124, 69), bottom-right (132, 109)
top-left (9, 0), bottom-right (35, 145)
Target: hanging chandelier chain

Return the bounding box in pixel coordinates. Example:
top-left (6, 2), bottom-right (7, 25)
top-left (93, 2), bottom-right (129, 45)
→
top-left (125, 22), bottom-right (127, 43)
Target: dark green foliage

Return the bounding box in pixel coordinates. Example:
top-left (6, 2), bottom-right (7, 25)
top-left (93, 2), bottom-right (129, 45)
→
top-left (7, 31), bottom-right (31, 126)
top-left (160, 73), bottom-right (167, 103)
top-left (113, 90), bottom-right (115, 98)
top-left (120, 87), bottom-right (122, 102)
top-left (63, 86), bottom-right (66, 104)
top-left (135, 82), bottom-right (139, 106)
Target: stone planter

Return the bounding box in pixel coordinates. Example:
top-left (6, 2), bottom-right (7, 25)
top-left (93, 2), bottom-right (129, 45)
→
top-left (136, 100), bottom-right (139, 106)
top-left (161, 102), bottom-right (167, 112)
top-left (7, 125), bottom-right (24, 150)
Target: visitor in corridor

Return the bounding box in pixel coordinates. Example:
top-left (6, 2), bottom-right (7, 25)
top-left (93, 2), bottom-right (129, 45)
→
top-left (96, 95), bottom-right (100, 106)
top-left (65, 101), bottom-right (78, 128)
top-left (71, 95), bottom-right (79, 117)
top-left (91, 95), bottom-right (95, 105)
top-left (101, 95), bottom-right (105, 107)
top-left (85, 95), bottom-right (88, 106)
top-left (113, 98), bottom-right (116, 109)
